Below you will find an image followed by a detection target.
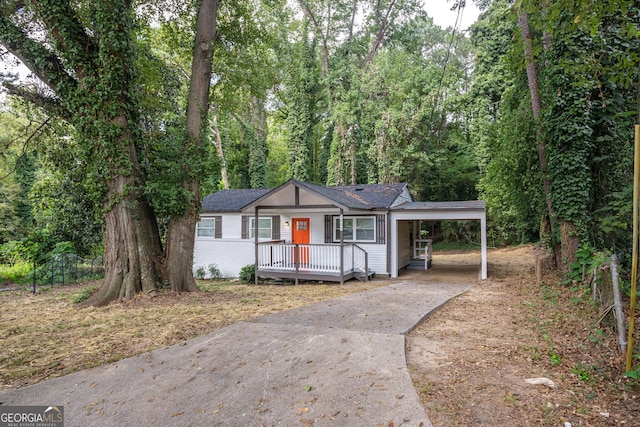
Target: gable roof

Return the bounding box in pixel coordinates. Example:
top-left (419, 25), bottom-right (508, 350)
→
top-left (201, 180), bottom-right (410, 213)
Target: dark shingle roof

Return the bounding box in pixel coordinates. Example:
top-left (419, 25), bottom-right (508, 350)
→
top-left (201, 180), bottom-right (408, 213)
top-left (302, 181), bottom-right (408, 210)
top-left (201, 188), bottom-right (271, 212)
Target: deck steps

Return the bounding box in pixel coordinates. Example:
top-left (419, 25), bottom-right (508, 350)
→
top-left (355, 268), bottom-right (375, 282)
top-left (406, 258), bottom-right (432, 270)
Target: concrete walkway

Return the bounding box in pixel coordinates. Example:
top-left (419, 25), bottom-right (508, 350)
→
top-left (0, 280), bottom-right (471, 426)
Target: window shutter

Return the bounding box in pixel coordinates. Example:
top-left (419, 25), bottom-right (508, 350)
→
top-left (214, 216), bottom-right (222, 239)
top-left (324, 215), bottom-right (332, 243)
top-left (272, 215), bottom-right (280, 240)
top-left (376, 214), bottom-right (386, 244)
top-left (241, 216), bottom-right (249, 239)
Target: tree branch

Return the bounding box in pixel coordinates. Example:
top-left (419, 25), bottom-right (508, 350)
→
top-left (0, 11), bottom-right (78, 98)
top-left (298, 0), bottom-right (330, 77)
top-left (360, 0), bottom-right (396, 68)
top-left (4, 82), bottom-right (71, 121)
top-left (0, 117), bottom-right (51, 180)
top-left (30, 0), bottom-right (98, 81)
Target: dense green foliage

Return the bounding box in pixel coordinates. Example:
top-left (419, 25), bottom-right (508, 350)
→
top-left (471, 0), bottom-right (639, 259)
top-left (1, 0), bottom-right (639, 281)
top-left (239, 264), bottom-right (256, 284)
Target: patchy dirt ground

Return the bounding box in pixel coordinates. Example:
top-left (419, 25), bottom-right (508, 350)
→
top-left (408, 245), bottom-right (640, 426)
top-left (0, 279), bottom-right (388, 390)
top-left (1, 245), bottom-right (639, 426)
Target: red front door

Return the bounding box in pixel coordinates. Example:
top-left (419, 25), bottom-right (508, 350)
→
top-left (292, 218), bottom-right (310, 265)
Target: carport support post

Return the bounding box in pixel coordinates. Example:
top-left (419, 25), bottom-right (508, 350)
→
top-left (481, 212), bottom-right (487, 280)
top-left (340, 209), bottom-right (344, 285)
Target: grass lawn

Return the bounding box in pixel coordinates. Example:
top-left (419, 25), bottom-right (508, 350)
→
top-left (0, 278), bottom-right (389, 389)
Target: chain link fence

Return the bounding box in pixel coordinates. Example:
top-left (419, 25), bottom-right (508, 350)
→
top-left (31, 254), bottom-right (104, 286)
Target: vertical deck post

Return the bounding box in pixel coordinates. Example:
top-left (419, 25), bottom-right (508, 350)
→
top-left (294, 244), bottom-right (299, 285)
top-left (254, 208), bottom-right (259, 285)
top-left (365, 251), bottom-right (369, 282)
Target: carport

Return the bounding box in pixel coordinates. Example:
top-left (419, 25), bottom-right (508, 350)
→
top-left (389, 201), bottom-right (487, 280)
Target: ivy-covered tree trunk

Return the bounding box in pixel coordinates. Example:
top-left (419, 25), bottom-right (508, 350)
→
top-left (0, 1), bottom-right (165, 306)
top-left (327, 124), bottom-right (348, 185)
top-left (543, 50), bottom-right (594, 270)
top-left (164, 0), bottom-right (219, 292)
top-left (249, 96), bottom-right (267, 188)
top-left (283, 24), bottom-right (316, 182)
top-left (517, 8), bottom-right (559, 266)
top-left (75, 5), bottom-right (164, 306)
top-left (86, 167), bottom-right (163, 306)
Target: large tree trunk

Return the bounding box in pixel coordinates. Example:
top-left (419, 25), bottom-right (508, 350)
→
top-left (80, 143), bottom-right (163, 307)
top-left (517, 9), bottom-right (561, 267)
top-left (164, 0), bottom-right (219, 292)
top-left (560, 221), bottom-right (580, 267)
top-left (164, 193), bottom-right (199, 293)
top-left (3, 2), bottom-right (168, 306)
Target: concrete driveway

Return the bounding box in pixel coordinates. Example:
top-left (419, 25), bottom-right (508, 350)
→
top-left (0, 278), bottom-right (472, 426)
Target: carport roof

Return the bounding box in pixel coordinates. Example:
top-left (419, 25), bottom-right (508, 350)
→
top-left (393, 200), bottom-right (486, 210)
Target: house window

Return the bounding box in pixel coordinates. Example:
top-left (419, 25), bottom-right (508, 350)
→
top-left (333, 216), bottom-right (375, 242)
top-left (250, 217), bottom-right (273, 239)
top-left (196, 218), bottom-right (216, 237)
top-left (242, 215), bottom-right (280, 240)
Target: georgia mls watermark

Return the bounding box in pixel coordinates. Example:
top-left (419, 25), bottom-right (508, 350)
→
top-left (0, 406), bottom-right (64, 427)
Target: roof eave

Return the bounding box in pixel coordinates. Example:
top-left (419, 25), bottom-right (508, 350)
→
top-left (240, 179), bottom-right (354, 212)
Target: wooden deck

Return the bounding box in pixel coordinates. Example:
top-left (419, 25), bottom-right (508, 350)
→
top-left (256, 242), bottom-right (370, 284)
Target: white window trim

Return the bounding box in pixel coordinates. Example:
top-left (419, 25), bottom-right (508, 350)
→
top-left (333, 216), bottom-right (376, 243)
top-left (196, 218), bottom-right (216, 238)
top-left (250, 216), bottom-right (273, 240)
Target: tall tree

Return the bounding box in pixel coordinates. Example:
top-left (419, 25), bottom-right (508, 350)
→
top-left (475, 0), bottom-right (639, 257)
top-left (516, 7), bottom-right (558, 263)
top-left (298, 0), bottom-right (423, 185)
top-left (163, 0), bottom-right (220, 293)
top-left (282, 18), bottom-right (322, 182)
top-left (517, 0), bottom-right (639, 266)
top-left (1, 1), bottom-right (164, 303)
top-left (0, 0), bottom-right (221, 305)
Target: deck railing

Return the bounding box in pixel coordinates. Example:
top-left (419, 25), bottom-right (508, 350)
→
top-left (257, 241), bottom-right (369, 278)
top-left (352, 244), bottom-right (368, 276)
top-left (258, 242), bottom-right (346, 274)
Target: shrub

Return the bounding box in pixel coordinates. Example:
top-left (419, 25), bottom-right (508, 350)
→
top-left (0, 241), bottom-right (28, 265)
top-left (194, 266), bottom-right (206, 280)
top-left (239, 264), bottom-right (255, 284)
top-left (207, 264), bottom-right (222, 280)
top-left (0, 262), bottom-right (32, 282)
top-left (51, 241), bottom-right (76, 255)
